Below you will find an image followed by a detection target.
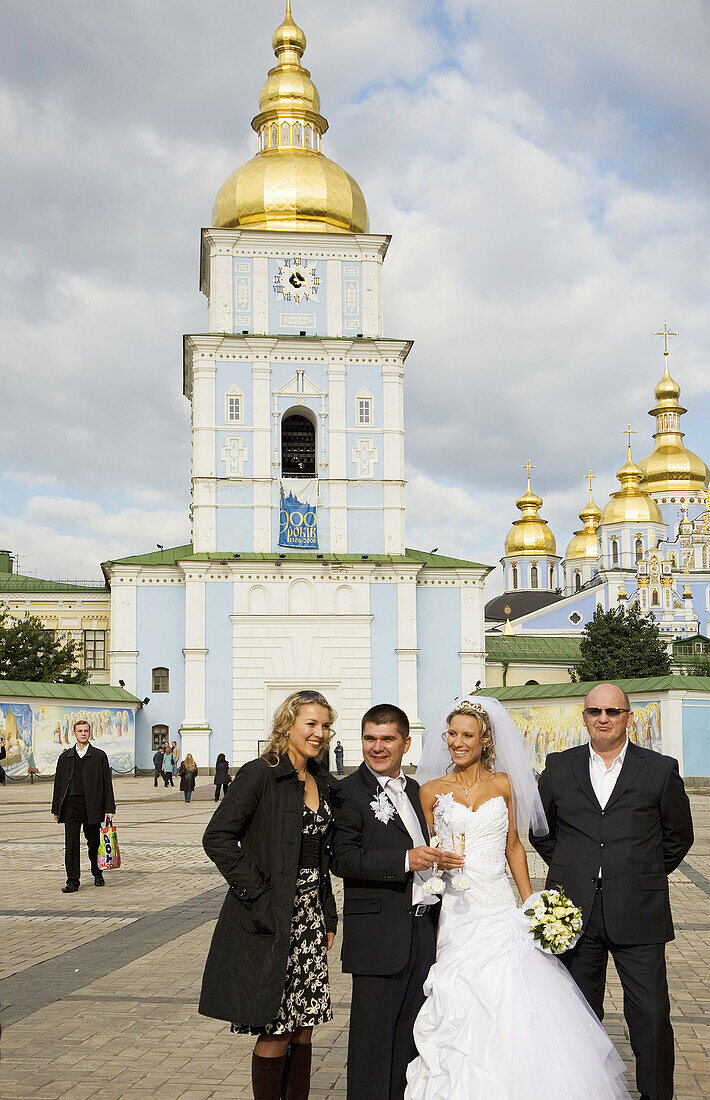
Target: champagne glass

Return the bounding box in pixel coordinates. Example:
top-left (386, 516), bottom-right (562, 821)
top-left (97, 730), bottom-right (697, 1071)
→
top-left (424, 828), bottom-right (445, 894)
top-left (452, 831), bottom-right (467, 891)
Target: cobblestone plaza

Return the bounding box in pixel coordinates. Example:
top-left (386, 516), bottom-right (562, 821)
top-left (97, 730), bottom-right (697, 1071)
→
top-left (1, 779), bottom-right (708, 1099)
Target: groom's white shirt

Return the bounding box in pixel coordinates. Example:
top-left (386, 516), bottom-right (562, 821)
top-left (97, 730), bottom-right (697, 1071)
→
top-left (589, 736), bottom-right (629, 878)
top-left (365, 764), bottom-right (436, 907)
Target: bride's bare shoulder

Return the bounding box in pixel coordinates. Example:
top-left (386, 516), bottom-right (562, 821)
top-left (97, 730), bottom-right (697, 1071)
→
top-left (419, 776), bottom-right (454, 801)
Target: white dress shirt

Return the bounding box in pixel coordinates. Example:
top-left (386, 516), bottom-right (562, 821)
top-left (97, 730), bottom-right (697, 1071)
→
top-left (366, 765), bottom-right (435, 906)
top-left (589, 737), bottom-right (628, 877)
top-left (74, 743), bottom-right (90, 759)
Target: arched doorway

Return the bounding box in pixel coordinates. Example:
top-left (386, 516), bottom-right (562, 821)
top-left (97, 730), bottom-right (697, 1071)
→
top-left (282, 413), bottom-right (316, 477)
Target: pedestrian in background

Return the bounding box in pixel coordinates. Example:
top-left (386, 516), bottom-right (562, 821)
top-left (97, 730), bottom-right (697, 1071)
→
top-left (180, 754), bottom-right (198, 802)
top-left (199, 689), bottom-right (339, 1100)
top-left (171, 740), bottom-right (180, 783)
top-left (162, 744), bottom-right (174, 787)
top-left (214, 753), bottom-right (231, 800)
top-left (52, 719), bottom-right (116, 892)
top-left (153, 745), bottom-right (164, 787)
top-left (334, 740), bottom-right (344, 776)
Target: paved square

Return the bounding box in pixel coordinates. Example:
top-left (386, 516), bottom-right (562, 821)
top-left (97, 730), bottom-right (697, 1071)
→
top-left (1, 778), bottom-right (708, 1099)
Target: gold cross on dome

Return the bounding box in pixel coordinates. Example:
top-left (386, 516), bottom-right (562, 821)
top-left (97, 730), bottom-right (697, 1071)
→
top-left (585, 470), bottom-right (597, 494)
top-left (521, 461), bottom-right (536, 476)
top-left (653, 321), bottom-right (677, 357)
top-left (621, 424), bottom-right (637, 449)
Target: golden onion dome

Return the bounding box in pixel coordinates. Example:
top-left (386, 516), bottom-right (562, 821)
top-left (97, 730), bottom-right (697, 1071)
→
top-left (637, 353), bottom-right (709, 495)
top-left (504, 468), bottom-right (557, 556)
top-left (601, 444), bottom-right (663, 525)
top-left (565, 481), bottom-right (601, 560)
top-left (212, 2), bottom-right (369, 234)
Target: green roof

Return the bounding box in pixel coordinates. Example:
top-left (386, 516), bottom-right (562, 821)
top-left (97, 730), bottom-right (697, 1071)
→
top-left (486, 636), bottom-right (581, 664)
top-left (0, 571), bottom-right (107, 594)
top-left (105, 544), bottom-right (491, 571)
top-left (0, 681), bottom-right (141, 703)
top-left (475, 675), bottom-right (710, 701)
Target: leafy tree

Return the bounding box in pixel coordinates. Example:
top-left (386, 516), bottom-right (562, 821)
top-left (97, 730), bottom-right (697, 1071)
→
top-left (679, 653), bottom-right (710, 677)
top-left (0, 604), bottom-right (89, 683)
top-left (570, 602), bottom-right (671, 683)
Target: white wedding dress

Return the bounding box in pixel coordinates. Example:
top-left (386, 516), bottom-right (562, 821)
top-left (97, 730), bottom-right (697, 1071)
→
top-left (405, 793), bottom-right (631, 1099)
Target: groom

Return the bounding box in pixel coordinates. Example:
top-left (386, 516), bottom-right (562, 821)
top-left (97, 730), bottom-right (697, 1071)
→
top-left (530, 682), bottom-right (694, 1100)
top-left (331, 704), bottom-right (445, 1100)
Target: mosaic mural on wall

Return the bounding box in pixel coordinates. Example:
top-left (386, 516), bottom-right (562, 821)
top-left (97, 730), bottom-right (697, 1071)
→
top-left (508, 700), bottom-right (662, 774)
top-left (0, 702), bottom-right (135, 777)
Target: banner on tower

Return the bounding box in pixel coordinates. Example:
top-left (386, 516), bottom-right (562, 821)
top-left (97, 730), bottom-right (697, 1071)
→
top-left (279, 478), bottom-right (318, 549)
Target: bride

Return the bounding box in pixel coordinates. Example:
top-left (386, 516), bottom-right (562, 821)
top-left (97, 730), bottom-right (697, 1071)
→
top-left (405, 696), bottom-right (630, 1099)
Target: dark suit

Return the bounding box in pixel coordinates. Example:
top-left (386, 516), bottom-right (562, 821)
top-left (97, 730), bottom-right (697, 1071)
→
top-left (331, 763), bottom-right (437, 1100)
top-left (52, 745), bottom-right (116, 884)
top-left (531, 741), bottom-right (693, 1100)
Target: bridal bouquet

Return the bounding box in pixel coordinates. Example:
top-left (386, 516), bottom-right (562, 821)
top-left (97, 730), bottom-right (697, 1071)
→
top-left (524, 888), bottom-right (583, 954)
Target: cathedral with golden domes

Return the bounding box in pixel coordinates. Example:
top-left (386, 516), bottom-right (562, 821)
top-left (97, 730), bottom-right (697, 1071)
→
top-left (486, 325), bottom-right (710, 650)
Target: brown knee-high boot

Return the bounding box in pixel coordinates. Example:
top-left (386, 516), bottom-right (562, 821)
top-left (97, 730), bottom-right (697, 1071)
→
top-left (282, 1043), bottom-right (312, 1100)
top-left (251, 1052), bottom-right (287, 1100)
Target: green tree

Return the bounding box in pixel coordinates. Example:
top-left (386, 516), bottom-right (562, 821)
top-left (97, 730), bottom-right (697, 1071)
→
top-left (570, 602), bottom-right (671, 682)
top-left (0, 605), bottom-right (89, 683)
top-left (679, 653), bottom-right (710, 677)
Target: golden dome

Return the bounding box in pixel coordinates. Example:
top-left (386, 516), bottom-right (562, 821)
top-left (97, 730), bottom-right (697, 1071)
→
top-left (601, 444), bottom-right (663, 525)
top-left (212, 2), bottom-right (369, 234)
top-left (565, 480), bottom-right (601, 560)
top-left (504, 468), bottom-right (557, 556)
top-left (637, 352), bottom-right (709, 495)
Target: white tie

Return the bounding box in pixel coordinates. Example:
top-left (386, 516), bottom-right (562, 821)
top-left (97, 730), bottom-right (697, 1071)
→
top-left (386, 777), bottom-right (427, 848)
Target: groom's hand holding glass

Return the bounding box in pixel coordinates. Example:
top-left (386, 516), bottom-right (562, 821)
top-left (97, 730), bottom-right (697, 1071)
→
top-left (408, 845), bottom-right (463, 872)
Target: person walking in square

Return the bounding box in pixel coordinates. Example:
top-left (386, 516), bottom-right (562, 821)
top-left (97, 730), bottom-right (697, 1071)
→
top-left (162, 744), bottom-right (174, 786)
top-left (214, 753), bottom-right (231, 800)
top-left (199, 690), bottom-right (339, 1100)
top-left (179, 754), bottom-right (198, 802)
top-left (51, 719), bottom-right (116, 892)
top-left (153, 745), bottom-right (164, 787)
top-left (171, 739), bottom-right (180, 783)
top-left (531, 682), bottom-right (694, 1100)
top-left (334, 740), bottom-right (344, 776)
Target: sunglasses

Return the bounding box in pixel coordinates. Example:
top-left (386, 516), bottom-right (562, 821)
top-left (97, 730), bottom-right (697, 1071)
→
top-left (583, 707), bottom-right (630, 718)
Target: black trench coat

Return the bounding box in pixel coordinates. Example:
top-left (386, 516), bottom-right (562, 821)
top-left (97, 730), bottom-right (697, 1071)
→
top-left (198, 754), bottom-right (338, 1027)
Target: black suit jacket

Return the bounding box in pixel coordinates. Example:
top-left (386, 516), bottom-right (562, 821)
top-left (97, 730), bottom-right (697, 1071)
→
top-left (530, 742), bottom-right (693, 944)
top-left (51, 744), bottom-right (116, 824)
top-left (331, 762), bottom-right (436, 976)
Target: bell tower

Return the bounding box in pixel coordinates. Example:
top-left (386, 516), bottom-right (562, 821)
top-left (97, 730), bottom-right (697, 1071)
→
top-left (184, 1), bottom-right (410, 557)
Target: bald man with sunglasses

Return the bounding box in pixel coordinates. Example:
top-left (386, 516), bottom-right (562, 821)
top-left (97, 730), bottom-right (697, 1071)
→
top-left (530, 682), bottom-right (693, 1100)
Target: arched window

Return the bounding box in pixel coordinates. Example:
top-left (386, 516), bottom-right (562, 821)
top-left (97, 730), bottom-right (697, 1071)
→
top-left (304, 124), bottom-right (312, 149)
top-left (270, 123), bottom-right (278, 147)
top-left (635, 537), bottom-right (643, 562)
top-left (152, 667), bottom-right (169, 692)
top-left (511, 565), bottom-right (518, 590)
top-left (525, 680), bottom-right (539, 686)
top-left (549, 565), bottom-right (555, 588)
top-left (611, 538), bottom-right (619, 566)
top-left (282, 413), bottom-right (316, 477)
top-left (530, 565), bottom-right (539, 589)
top-left (574, 571), bottom-right (581, 592)
top-left (281, 122), bottom-right (290, 146)
top-left (293, 122), bottom-right (302, 147)
top-left (152, 724), bottom-right (169, 750)
top-left (669, 552), bottom-right (676, 567)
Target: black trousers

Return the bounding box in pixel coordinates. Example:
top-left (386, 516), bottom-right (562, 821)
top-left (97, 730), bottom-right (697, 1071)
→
top-left (63, 795), bottom-right (101, 883)
top-left (563, 888), bottom-right (673, 1100)
top-left (347, 910), bottom-right (436, 1100)
top-left (214, 783), bottom-right (228, 800)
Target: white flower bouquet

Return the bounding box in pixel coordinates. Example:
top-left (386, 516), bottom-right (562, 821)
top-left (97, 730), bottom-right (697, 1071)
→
top-left (524, 887), bottom-right (583, 955)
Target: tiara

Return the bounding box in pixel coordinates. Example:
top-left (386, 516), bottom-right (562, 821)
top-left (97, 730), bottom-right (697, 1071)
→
top-left (452, 700), bottom-right (487, 716)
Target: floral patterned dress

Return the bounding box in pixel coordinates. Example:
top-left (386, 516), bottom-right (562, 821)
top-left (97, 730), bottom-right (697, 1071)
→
top-left (232, 800), bottom-right (332, 1036)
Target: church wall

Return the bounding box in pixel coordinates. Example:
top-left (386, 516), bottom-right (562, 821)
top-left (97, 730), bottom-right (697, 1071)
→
top-left (682, 699), bottom-right (710, 777)
top-left (215, 483), bottom-right (255, 550)
top-left (416, 586), bottom-right (461, 740)
top-left (204, 580), bottom-right (234, 765)
top-left (135, 586), bottom-right (185, 767)
top-left (369, 581), bottom-right (399, 707)
top-left (346, 483), bottom-right (385, 553)
top-left (267, 258), bottom-right (328, 336)
top-left (512, 589), bottom-right (600, 634)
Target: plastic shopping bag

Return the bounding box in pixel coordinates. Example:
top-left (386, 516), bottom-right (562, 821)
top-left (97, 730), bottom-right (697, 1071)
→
top-left (97, 822), bottom-right (122, 870)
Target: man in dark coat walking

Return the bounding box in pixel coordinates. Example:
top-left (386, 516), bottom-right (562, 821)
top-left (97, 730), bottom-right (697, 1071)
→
top-left (530, 682), bottom-right (694, 1100)
top-left (153, 746), bottom-right (164, 787)
top-left (331, 704), bottom-right (448, 1100)
top-left (52, 718), bottom-right (116, 892)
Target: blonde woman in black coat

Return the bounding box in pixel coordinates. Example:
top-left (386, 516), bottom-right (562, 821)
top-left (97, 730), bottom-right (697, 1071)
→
top-left (199, 691), bottom-right (338, 1100)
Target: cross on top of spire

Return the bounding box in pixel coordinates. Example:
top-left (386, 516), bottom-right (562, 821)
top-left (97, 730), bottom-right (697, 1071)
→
top-left (585, 470), bottom-right (597, 495)
top-left (621, 424), bottom-right (637, 451)
top-left (653, 321), bottom-right (677, 357)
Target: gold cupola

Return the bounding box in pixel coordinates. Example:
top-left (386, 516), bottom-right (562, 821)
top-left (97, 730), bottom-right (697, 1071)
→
top-left (601, 437), bottom-right (663, 526)
top-left (565, 475), bottom-right (602, 560)
top-left (504, 465), bottom-right (557, 556)
top-left (637, 325), bottom-right (709, 496)
top-left (212, 2), bottom-right (369, 234)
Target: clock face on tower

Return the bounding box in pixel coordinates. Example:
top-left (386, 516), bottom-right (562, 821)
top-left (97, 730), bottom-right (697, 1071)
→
top-left (273, 257), bottom-right (321, 305)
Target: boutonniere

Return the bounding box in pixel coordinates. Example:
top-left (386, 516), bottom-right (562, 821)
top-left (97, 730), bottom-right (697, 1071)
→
top-left (370, 791), bottom-right (396, 824)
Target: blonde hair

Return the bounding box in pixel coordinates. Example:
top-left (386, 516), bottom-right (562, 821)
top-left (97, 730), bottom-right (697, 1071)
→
top-left (261, 690), bottom-right (336, 765)
top-left (446, 701), bottom-right (496, 770)
top-left (184, 753), bottom-right (196, 770)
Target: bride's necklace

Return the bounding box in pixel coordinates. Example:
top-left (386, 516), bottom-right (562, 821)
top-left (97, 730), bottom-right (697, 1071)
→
top-left (455, 769), bottom-right (476, 796)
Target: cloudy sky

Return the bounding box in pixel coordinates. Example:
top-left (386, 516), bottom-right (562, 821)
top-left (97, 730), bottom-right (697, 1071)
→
top-left (1, 0), bottom-right (709, 591)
